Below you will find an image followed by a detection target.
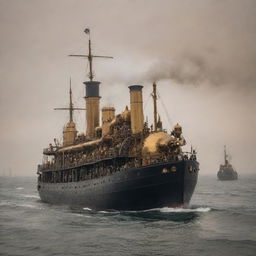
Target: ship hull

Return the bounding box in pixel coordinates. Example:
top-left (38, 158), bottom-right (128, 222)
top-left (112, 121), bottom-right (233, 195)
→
top-left (38, 160), bottom-right (198, 210)
top-left (217, 170), bottom-right (238, 181)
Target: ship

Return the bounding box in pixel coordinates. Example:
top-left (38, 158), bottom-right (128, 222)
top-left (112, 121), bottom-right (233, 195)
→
top-left (217, 146), bottom-right (238, 181)
top-left (37, 29), bottom-right (199, 210)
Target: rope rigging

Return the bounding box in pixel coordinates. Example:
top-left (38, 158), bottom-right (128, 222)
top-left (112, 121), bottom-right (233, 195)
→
top-left (156, 89), bottom-right (174, 128)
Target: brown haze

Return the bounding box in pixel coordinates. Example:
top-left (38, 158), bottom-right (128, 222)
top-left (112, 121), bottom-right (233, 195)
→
top-left (0, 0), bottom-right (255, 176)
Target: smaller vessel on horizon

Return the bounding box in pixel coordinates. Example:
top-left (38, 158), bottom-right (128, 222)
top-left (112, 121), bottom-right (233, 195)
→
top-left (217, 146), bottom-right (238, 181)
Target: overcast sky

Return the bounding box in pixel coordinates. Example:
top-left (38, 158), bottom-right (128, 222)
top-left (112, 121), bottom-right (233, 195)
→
top-left (0, 0), bottom-right (255, 176)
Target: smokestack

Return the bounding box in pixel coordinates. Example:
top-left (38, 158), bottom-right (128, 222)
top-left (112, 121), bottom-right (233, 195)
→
top-left (84, 81), bottom-right (101, 139)
top-left (63, 122), bottom-right (77, 146)
top-left (102, 107), bottom-right (115, 123)
top-left (101, 107), bottom-right (115, 137)
top-left (129, 85), bottom-right (144, 134)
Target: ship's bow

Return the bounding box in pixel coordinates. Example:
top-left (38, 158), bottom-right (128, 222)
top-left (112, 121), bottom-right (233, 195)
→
top-left (183, 160), bottom-right (199, 207)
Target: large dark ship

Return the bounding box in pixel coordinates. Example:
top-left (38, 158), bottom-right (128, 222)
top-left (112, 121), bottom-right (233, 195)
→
top-left (217, 146), bottom-right (238, 181)
top-left (37, 29), bottom-right (199, 210)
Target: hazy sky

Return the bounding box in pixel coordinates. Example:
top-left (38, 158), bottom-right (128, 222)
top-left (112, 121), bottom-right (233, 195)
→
top-left (0, 0), bottom-right (255, 176)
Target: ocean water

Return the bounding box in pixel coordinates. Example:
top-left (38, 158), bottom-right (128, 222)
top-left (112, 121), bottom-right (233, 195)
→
top-left (0, 175), bottom-right (255, 256)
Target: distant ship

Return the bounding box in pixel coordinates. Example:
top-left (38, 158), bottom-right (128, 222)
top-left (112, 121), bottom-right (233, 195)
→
top-left (37, 29), bottom-right (199, 210)
top-left (217, 146), bottom-right (238, 181)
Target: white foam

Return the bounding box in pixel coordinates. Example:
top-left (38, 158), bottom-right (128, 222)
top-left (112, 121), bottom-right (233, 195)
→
top-left (82, 207), bottom-right (93, 211)
top-left (160, 207), bottom-right (211, 213)
top-left (82, 208), bottom-right (119, 214)
top-left (15, 187), bottom-right (24, 190)
top-left (73, 213), bottom-right (92, 218)
top-left (82, 206), bottom-right (211, 214)
top-left (21, 194), bottom-right (40, 199)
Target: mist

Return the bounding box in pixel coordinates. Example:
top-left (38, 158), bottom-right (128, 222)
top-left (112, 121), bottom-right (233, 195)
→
top-left (0, 0), bottom-right (255, 176)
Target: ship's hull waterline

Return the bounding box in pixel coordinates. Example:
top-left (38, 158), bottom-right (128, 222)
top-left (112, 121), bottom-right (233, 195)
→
top-left (217, 171), bottom-right (238, 181)
top-left (38, 160), bottom-right (198, 211)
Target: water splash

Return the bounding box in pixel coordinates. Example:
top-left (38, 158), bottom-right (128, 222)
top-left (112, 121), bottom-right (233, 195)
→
top-left (82, 207), bottom-right (93, 211)
top-left (160, 207), bottom-right (211, 213)
top-left (20, 194), bottom-right (40, 199)
top-left (81, 206), bottom-right (211, 214)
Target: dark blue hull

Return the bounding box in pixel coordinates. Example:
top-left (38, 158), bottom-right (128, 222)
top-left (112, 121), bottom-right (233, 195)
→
top-left (38, 160), bottom-right (198, 210)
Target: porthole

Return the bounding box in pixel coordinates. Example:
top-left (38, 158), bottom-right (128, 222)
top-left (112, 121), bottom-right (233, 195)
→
top-left (171, 166), bottom-right (177, 172)
top-left (162, 168), bottom-right (168, 174)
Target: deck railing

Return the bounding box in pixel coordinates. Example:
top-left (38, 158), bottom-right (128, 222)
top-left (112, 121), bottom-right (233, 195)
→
top-left (38, 151), bottom-right (197, 172)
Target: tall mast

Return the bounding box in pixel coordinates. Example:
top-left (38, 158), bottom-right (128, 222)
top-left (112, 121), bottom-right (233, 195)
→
top-left (54, 78), bottom-right (85, 121)
top-left (69, 28), bottom-right (113, 138)
top-left (88, 36), bottom-right (93, 81)
top-left (224, 145), bottom-right (228, 165)
top-left (152, 82), bottom-right (158, 131)
top-left (69, 78), bottom-right (73, 122)
top-left (69, 28), bottom-right (113, 81)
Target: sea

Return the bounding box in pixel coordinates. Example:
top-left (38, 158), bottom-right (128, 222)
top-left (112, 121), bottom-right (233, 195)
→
top-left (0, 175), bottom-right (255, 256)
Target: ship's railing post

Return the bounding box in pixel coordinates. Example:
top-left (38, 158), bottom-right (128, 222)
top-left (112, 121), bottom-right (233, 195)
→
top-left (62, 152), bottom-right (65, 168)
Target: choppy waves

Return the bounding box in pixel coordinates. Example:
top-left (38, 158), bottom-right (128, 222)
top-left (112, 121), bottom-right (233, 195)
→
top-left (1, 176), bottom-right (256, 256)
top-left (0, 200), bottom-right (43, 210)
top-left (82, 206), bottom-right (211, 214)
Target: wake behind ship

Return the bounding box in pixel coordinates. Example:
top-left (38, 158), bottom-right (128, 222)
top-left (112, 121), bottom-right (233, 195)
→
top-left (37, 29), bottom-right (199, 210)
